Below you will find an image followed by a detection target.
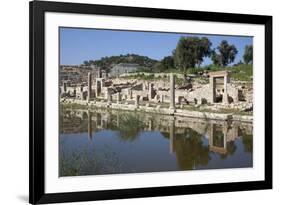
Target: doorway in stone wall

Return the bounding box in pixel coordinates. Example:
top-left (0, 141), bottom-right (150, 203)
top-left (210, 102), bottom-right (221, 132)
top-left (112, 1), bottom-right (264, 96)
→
top-left (214, 77), bottom-right (224, 103)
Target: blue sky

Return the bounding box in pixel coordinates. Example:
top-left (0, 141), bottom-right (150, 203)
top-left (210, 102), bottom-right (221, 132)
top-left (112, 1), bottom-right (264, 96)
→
top-left (60, 27), bottom-right (253, 66)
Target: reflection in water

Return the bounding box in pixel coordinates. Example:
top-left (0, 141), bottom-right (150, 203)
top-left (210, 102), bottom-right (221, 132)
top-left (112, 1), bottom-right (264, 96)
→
top-left (59, 108), bottom-right (253, 176)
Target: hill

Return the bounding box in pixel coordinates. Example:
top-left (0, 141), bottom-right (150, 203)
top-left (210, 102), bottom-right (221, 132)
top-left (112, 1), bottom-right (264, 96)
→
top-left (83, 54), bottom-right (158, 70)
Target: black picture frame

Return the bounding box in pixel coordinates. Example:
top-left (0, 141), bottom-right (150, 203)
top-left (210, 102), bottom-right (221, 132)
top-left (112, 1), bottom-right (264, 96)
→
top-left (29, 0), bottom-right (272, 204)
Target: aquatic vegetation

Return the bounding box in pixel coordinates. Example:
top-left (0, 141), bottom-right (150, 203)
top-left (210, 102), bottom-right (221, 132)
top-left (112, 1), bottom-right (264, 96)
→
top-left (117, 112), bottom-right (146, 141)
top-left (242, 134), bottom-right (253, 153)
top-left (59, 145), bottom-right (123, 176)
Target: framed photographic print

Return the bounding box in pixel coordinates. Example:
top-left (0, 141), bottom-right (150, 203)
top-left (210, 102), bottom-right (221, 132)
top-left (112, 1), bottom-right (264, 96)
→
top-left (29, 0), bottom-right (272, 204)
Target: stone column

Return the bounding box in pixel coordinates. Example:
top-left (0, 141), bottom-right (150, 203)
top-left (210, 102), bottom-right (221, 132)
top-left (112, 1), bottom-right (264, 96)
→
top-left (169, 73), bottom-right (175, 110)
top-left (80, 85), bottom-right (83, 100)
top-left (82, 92), bottom-right (87, 100)
top-left (63, 82), bottom-right (67, 93)
top-left (135, 95), bottom-right (139, 108)
top-left (73, 89), bottom-right (76, 98)
top-left (87, 72), bottom-right (92, 102)
top-left (107, 91), bottom-right (112, 104)
top-left (148, 83), bottom-right (153, 101)
top-left (209, 76), bottom-right (215, 103)
top-left (117, 92), bottom-right (121, 104)
top-left (95, 80), bottom-right (99, 97)
top-left (128, 90), bottom-right (133, 99)
top-left (160, 94), bottom-right (164, 103)
top-left (95, 80), bottom-right (101, 97)
top-left (223, 75), bottom-right (229, 104)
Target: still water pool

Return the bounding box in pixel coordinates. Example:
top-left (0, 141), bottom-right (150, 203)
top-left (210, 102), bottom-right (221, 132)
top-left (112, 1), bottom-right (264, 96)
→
top-left (59, 108), bottom-right (253, 176)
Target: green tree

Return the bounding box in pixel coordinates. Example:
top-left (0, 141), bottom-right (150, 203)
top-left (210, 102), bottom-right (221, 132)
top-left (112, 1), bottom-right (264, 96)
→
top-left (211, 50), bottom-right (221, 66)
top-left (84, 54), bottom-right (158, 70)
top-left (162, 56), bottom-right (174, 69)
top-left (211, 40), bottom-right (238, 66)
top-left (83, 60), bottom-right (90, 66)
top-left (88, 60), bottom-right (95, 65)
top-left (243, 45), bottom-right (253, 64)
top-left (156, 56), bottom-right (175, 71)
top-left (196, 37), bottom-right (212, 67)
top-left (173, 36), bottom-right (212, 73)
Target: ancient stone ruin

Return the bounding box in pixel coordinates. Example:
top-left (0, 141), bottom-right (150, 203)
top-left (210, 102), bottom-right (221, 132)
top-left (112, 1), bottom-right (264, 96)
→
top-left (60, 69), bottom-right (253, 121)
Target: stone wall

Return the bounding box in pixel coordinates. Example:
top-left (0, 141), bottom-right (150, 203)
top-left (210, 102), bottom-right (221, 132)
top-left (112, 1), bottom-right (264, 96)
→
top-left (226, 84), bottom-right (239, 103)
top-left (185, 84), bottom-right (212, 104)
